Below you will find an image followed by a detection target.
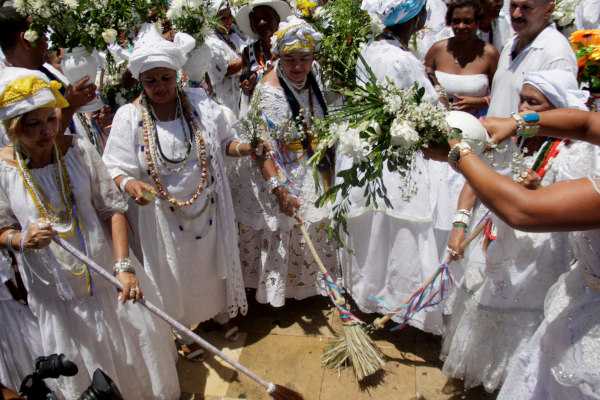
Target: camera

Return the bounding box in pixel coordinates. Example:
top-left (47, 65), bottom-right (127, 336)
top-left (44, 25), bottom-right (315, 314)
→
top-left (19, 354), bottom-right (123, 400)
top-left (239, 70), bottom-right (257, 83)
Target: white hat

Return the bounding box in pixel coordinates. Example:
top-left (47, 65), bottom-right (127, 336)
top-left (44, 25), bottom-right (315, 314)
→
top-left (236, 0), bottom-right (291, 40)
top-left (0, 67), bottom-right (69, 125)
top-left (270, 15), bottom-right (322, 56)
top-left (128, 23), bottom-right (196, 79)
top-left (523, 70), bottom-right (589, 111)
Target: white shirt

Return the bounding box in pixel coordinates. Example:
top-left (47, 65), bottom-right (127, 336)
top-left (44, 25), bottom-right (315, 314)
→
top-left (487, 24), bottom-right (577, 118)
top-left (574, 0), bottom-right (600, 30)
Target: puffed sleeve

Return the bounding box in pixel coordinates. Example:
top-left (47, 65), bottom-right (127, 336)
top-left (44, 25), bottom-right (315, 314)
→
top-left (102, 104), bottom-right (143, 181)
top-left (72, 136), bottom-right (127, 219)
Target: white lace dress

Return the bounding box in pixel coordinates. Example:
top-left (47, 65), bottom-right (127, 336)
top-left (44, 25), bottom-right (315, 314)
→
top-left (103, 88), bottom-right (247, 326)
top-left (441, 141), bottom-right (600, 392)
top-left (227, 62), bottom-right (341, 307)
top-left (337, 38), bottom-right (445, 334)
top-left (0, 255), bottom-right (45, 393)
top-left (499, 219), bottom-right (600, 399)
top-left (0, 136), bottom-right (180, 400)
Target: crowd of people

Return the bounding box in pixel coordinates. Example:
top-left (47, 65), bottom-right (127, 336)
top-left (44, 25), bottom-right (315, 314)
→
top-left (0, 0), bottom-right (598, 399)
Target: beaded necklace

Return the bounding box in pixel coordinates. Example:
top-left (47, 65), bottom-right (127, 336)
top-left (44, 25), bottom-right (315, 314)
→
top-left (76, 114), bottom-right (104, 155)
top-left (140, 88), bottom-right (210, 208)
top-left (531, 138), bottom-right (570, 179)
top-left (147, 90), bottom-right (192, 170)
top-left (14, 142), bottom-right (75, 238)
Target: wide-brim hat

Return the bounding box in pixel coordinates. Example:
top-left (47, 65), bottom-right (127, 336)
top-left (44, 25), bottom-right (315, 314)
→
top-left (236, 0), bottom-right (291, 40)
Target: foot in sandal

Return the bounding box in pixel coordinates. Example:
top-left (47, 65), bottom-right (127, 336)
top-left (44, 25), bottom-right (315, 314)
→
top-left (179, 341), bottom-right (206, 362)
top-left (220, 320), bottom-right (239, 342)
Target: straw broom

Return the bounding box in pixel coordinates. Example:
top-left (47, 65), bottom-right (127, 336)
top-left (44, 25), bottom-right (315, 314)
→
top-left (367, 220), bottom-right (486, 332)
top-left (295, 215), bottom-right (385, 381)
top-left (319, 218), bottom-right (486, 379)
top-left (52, 236), bottom-right (304, 400)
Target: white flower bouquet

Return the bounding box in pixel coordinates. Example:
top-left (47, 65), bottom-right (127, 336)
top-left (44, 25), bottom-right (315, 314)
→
top-left (166, 0), bottom-right (218, 47)
top-left (15, 0), bottom-right (162, 51)
top-left (552, 0), bottom-right (581, 30)
top-left (309, 60), bottom-right (457, 243)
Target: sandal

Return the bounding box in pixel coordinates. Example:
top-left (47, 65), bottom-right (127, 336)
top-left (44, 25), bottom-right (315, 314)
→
top-left (179, 342), bottom-right (206, 362)
top-left (221, 323), bottom-right (239, 342)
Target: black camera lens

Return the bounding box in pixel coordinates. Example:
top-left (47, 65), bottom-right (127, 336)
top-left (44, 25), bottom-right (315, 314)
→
top-left (78, 369), bottom-right (123, 400)
top-left (35, 354), bottom-right (78, 379)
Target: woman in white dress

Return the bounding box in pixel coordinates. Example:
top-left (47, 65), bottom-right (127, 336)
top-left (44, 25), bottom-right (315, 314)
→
top-left (228, 16), bottom-right (340, 307)
top-left (205, 0), bottom-right (248, 116)
top-left (103, 27), bottom-right (258, 360)
top-left (443, 108), bottom-right (600, 399)
top-left (441, 72), bottom-right (595, 393)
top-left (339, 0), bottom-right (448, 335)
top-left (0, 68), bottom-right (180, 400)
top-left (425, 0), bottom-right (499, 118)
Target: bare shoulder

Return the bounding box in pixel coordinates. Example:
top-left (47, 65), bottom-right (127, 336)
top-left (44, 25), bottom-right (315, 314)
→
top-left (263, 68), bottom-right (280, 87)
top-left (483, 42), bottom-right (500, 60)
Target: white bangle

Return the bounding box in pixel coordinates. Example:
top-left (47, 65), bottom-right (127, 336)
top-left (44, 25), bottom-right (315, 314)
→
top-left (235, 142), bottom-right (243, 157)
top-left (452, 212), bottom-right (471, 225)
top-left (265, 176), bottom-right (283, 193)
top-left (119, 176), bottom-right (135, 192)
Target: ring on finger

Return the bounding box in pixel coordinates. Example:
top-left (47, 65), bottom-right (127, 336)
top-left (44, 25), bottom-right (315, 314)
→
top-left (129, 287), bottom-right (137, 292)
top-left (520, 171), bottom-right (529, 179)
top-left (37, 221), bottom-right (46, 230)
top-left (446, 246), bottom-right (458, 257)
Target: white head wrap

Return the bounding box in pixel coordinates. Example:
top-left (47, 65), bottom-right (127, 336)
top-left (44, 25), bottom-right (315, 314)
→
top-left (361, 0), bottom-right (426, 26)
top-left (128, 23), bottom-right (196, 79)
top-left (523, 70), bottom-right (590, 111)
top-left (270, 16), bottom-right (322, 56)
top-left (0, 67), bottom-right (68, 124)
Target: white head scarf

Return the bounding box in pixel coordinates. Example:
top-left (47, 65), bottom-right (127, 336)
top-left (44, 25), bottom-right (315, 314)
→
top-left (361, 0), bottom-right (426, 27)
top-left (128, 23), bottom-right (196, 79)
top-left (270, 15), bottom-right (322, 56)
top-left (0, 67), bottom-right (68, 125)
top-left (208, 0), bottom-right (230, 15)
top-left (523, 70), bottom-right (589, 111)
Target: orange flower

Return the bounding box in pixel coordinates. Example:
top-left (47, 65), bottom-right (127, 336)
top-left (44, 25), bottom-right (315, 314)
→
top-left (590, 45), bottom-right (600, 61)
top-left (569, 29), bottom-right (600, 49)
top-left (577, 55), bottom-right (589, 69)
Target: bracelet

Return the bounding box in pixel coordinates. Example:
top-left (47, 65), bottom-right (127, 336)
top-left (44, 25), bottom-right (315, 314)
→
top-left (511, 112), bottom-right (525, 137)
top-left (434, 84), bottom-right (449, 102)
top-left (519, 110), bottom-right (539, 138)
top-left (453, 223), bottom-right (468, 229)
top-left (5, 230), bottom-right (23, 253)
top-left (119, 176), bottom-right (135, 192)
top-left (456, 208), bottom-right (471, 217)
top-left (452, 212), bottom-right (471, 225)
top-left (235, 142), bottom-right (243, 157)
top-left (264, 176), bottom-right (283, 193)
top-left (448, 142), bottom-right (474, 172)
top-left (113, 257), bottom-right (135, 276)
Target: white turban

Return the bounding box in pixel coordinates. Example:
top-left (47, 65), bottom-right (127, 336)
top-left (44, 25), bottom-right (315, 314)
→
top-left (208, 0), bottom-right (230, 15)
top-left (0, 67), bottom-right (69, 125)
top-left (523, 70), bottom-right (590, 111)
top-left (128, 23), bottom-right (196, 79)
top-left (270, 16), bottom-right (322, 56)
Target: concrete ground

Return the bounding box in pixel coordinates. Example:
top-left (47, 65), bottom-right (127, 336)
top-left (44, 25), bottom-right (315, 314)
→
top-left (177, 292), bottom-right (497, 400)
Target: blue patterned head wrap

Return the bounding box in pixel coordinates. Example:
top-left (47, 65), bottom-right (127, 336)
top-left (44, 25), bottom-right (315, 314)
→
top-left (362, 0), bottom-right (426, 27)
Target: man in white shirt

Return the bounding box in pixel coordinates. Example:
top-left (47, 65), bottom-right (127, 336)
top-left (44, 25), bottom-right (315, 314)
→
top-left (487, 0), bottom-right (577, 118)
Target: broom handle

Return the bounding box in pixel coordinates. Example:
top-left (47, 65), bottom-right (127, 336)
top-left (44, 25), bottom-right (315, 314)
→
top-left (296, 215), bottom-right (345, 305)
top-left (374, 220), bottom-right (486, 327)
top-left (51, 236), bottom-right (276, 393)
